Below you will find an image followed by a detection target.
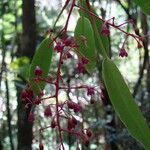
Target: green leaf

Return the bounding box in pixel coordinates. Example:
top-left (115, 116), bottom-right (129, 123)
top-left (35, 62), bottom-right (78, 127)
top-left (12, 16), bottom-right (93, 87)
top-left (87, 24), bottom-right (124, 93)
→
top-left (29, 37), bottom-right (53, 95)
top-left (132, 0), bottom-right (150, 15)
top-left (74, 17), bottom-right (96, 73)
top-left (102, 59), bottom-right (150, 149)
top-left (78, 0), bottom-right (110, 57)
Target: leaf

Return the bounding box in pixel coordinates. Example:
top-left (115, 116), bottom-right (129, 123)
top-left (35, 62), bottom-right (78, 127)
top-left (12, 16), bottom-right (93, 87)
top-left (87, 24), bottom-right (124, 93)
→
top-left (132, 0), bottom-right (150, 15)
top-left (74, 16), bottom-right (96, 73)
top-left (29, 37), bottom-right (53, 95)
top-left (78, 0), bottom-right (110, 56)
top-left (102, 58), bottom-right (150, 149)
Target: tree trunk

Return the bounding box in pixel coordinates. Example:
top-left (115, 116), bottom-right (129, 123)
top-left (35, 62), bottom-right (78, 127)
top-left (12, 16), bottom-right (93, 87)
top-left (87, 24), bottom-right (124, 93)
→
top-left (17, 0), bottom-right (36, 149)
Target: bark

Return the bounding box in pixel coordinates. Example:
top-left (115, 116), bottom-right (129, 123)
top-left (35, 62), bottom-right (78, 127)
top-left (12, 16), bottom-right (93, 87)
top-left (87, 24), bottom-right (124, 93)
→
top-left (19, 0), bottom-right (36, 59)
top-left (17, 0), bottom-right (36, 149)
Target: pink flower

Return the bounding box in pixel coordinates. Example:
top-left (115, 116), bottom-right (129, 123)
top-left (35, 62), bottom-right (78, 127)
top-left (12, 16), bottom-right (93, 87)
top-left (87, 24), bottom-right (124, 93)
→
top-left (21, 88), bottom-right (33, 103)
top-left (63, 37), bottom-right (74, 47)
top-left (119, 48), bottom-right (128, 57)
top-left (87, 87), bottom-right (95, 96)
top-left (44, 106), bottom-right (52, 117)
top-left (68, 118), bottom-right (75, 130)
top-left (67, 101), bottom-right (82, 113)
top-left (67, 117), bottom-right (77, 130)
top-left (86, 129), bottom-right (93, 138)
top-left (72, 117), bottom-right (77, 125)
top-left (67, 101), bottom-right (75, 109)
top-left (101, 25), bottom-right (110, 36)
top-left (34, 66), bottom-right (43, 76)
top-left (73, 104), bottom-right (82, 113)
top-left (54, 42), bottom-right (64, 53)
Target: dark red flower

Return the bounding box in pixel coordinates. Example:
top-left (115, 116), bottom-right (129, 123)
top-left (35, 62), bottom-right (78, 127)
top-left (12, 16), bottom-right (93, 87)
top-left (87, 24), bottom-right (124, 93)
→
top-left (21, 90), bottom-right (28, 100)
top-left (68, 118), bottom-right (75, 130)
top-left (44, 106), bottom-right (52, 117)
top-left (119, 48), bottom-right (128, 57)
top-left (73, 103), bottom-right (82, 113)
top-left (86, 129), bottom-right (93, 138)
top-left (87, 87), bottom-right (95, 96)
top-left (72, 117), bottom-right (77, 125)
top-left (33, 97), bottom-right (41, 105)
top-left (34, 66), bottom-right (43, 76)
top-left (21, 88), bottom-right (33, 103)
top-left (101, 25), bottom-right (110, 36)
top-left (54, 42), bottom-right (64, 53)
top-left (67, 101), bottom-right (74, 109)
top-left (63, 37), bottom-right (74, 47)
top-left (67, 101), bottom-right (82, 113)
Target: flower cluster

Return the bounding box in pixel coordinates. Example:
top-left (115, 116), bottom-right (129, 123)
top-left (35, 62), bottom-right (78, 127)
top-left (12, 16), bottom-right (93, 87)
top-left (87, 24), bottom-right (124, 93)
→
top-left (21, 33), bottom-right (97, 150)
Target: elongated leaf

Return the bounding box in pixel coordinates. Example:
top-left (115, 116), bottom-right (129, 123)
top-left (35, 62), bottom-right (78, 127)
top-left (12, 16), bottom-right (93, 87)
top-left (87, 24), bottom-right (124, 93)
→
top-left (29, 37), bottom-right (53, 95)
top-left (78, 1), bottom-right (110, 56)
top-left (102, 59), bottom-right (150, 149)
top-left (132, 0), bottom-right (150, 15)
top-left (74, 17), bottom-right (96, 73)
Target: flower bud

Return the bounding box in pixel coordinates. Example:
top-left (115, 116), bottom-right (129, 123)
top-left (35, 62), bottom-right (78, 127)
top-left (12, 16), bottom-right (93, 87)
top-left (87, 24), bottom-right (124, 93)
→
top-left (119, 48), bottom-right (128, 57)
top-left (86, 129), bottom-right (93, 138)
top-left (39, 142), bottom-right (44, 150)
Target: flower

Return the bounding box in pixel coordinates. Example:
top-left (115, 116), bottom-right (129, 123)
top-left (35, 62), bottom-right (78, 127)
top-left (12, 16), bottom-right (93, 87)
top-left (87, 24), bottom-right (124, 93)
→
top-left (119, 48), bottom-right (128, 57)
top-left (34, 66), bottom-right (43, 76)
top-left (87, 87), bottom-right (95, 96)
top-left (67, 101), bottom-right (82, 113)
top-left (101, 25), bottom-right (110, 36)
top-left (44, 106), bottom-right (52, 117)
top-left (63, 37), bottom-right (74, 47)
top-left (86, 129), bottom-right (93, 137)
top-left (54, 42), bottom-right (64, 53)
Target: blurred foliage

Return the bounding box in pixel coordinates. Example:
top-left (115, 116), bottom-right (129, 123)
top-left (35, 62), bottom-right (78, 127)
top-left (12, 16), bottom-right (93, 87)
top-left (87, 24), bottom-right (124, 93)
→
top-left (10, 57), bottom-right (30, 81)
